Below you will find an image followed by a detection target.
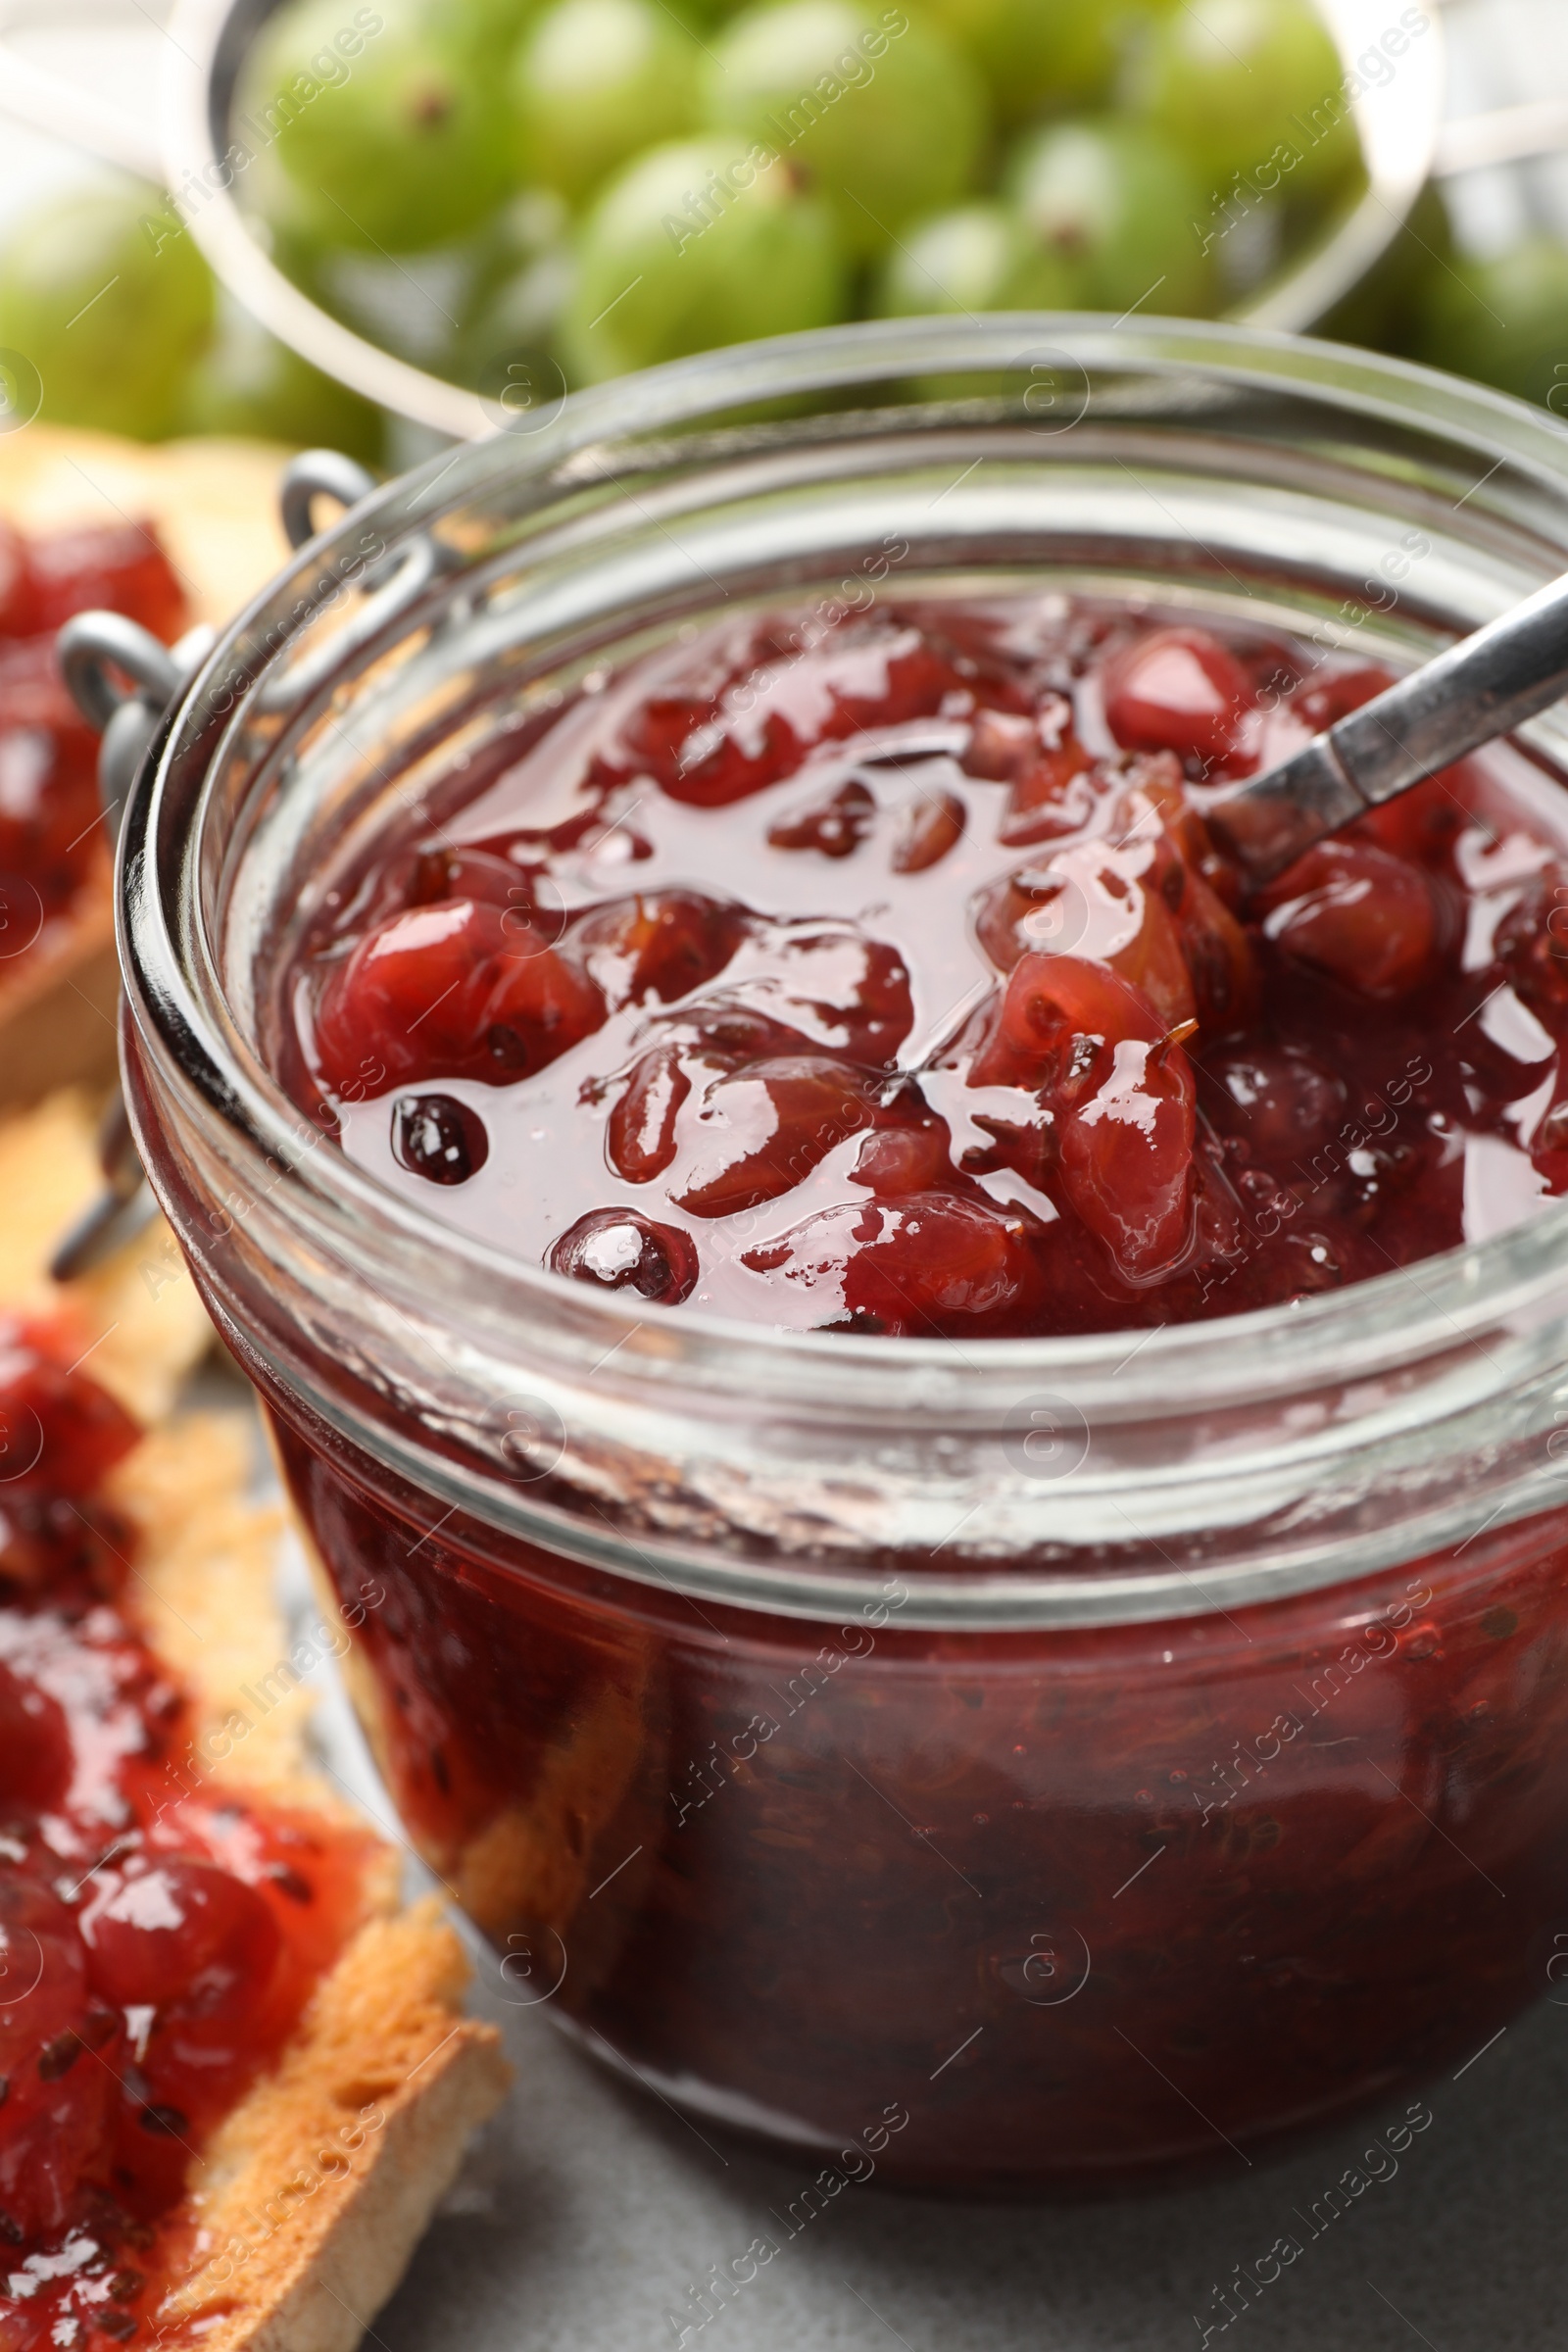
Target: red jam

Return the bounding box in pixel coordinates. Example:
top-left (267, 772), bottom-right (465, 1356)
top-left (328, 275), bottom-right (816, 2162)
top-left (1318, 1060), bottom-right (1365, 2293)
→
top-left (284, 600), bottom-right (1568, 1333)
top-left (238, 592), bottom-right (1568, 2189)
top-left (0, 1321), bottom-right (373, 2350)
top-left (0, 523), bottom-right (185, 955)
top-left (269, 1420), bottom-right (1568, 2192)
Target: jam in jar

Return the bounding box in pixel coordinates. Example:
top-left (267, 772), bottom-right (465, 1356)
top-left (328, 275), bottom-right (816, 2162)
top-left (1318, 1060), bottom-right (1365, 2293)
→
top-left (210, 589), bottom-right (1568, 2188)
top-left (270, 1427), bottom-right (1568, 2191)
top-left (0, 1317), bottom-right (375, 2346)
top-left (286, 598), bottom-right (1568, 1332)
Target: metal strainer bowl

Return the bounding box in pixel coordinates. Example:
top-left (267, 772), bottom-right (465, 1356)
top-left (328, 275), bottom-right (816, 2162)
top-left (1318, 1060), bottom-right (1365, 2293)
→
top-left (4, 0), bottom-right (1449, 442)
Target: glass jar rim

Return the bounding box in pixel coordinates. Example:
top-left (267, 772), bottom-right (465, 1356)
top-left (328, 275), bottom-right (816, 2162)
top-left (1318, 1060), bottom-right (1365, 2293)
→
top-left (116, 316), bottom-right (1568, 1630)
top-left (123, 314), bottom-right (1568, 1413)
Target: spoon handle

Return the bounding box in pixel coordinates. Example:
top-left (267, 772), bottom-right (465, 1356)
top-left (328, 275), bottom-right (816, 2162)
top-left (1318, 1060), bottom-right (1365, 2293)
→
top-left (1206, 569), bottom-right (1568, 883)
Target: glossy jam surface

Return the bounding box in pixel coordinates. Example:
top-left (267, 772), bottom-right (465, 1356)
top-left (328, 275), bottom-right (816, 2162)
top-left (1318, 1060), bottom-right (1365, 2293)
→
top-left (0, 522), bottom-right (185, 957)
top-left (285, 598), bottom-right (1568, 1334)
top-left (233, 591), bottom-right (1568, 2185)
top-left (0, 1321), bottom-right (372, 2351)
top-left (273, 1409), bottom-right (1568, 2191)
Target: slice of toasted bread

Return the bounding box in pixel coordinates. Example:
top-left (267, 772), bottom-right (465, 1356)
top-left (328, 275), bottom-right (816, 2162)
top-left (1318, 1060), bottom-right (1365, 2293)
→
top-left (0, 424), bottom-right (293, 637)
top-left (0, 424), bottom-right (296, 1109)
top-left (117, 1410), bottom-right (511, 2352)
top-left (0, 881), bottom-right (121, 1102)
top-left (4, 1089), bottom-right (510, 2352)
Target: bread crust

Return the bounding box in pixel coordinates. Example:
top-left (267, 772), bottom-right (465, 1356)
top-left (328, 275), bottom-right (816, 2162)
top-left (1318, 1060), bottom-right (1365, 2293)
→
top-left (0, 423), bottom-right (292, 632)
top-left (0, 888), bottom-right (120, 1107)
top-left (158, 1903), bottom-right (508, 2352)
top-left (4, 1091), bottom-right (509, 2352)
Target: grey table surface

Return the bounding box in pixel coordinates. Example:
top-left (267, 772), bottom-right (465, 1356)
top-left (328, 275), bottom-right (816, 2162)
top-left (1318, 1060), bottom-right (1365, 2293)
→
top-left (386, 1992), bottom-right (1567, 2352)
top-left (383, 1937), bottom-right (1568, 2352)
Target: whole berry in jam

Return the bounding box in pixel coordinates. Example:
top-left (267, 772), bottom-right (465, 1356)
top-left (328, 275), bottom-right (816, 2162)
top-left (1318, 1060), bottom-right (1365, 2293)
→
top-left (0, 1874), bottom-right (119, 2243)
top-left (670, 1055), bottom-right (877, 1219)
top-left (767, 777), bottom-right (877, 858)
top-left (1102, 624), bottom-right (1255, 765)
top-left (392, 1093), bottom-right (490, 1185)
top-left (892, 786), bottom-right (966, 872)
top-left (1202, 1044), bottom-right (1346, 1164)
top-left (979, 953), bottom-right (1198, 1282)
top-left (484, 935), bottom-right (606, 1076)
top-left (549, 1207), bottom-right (699, 1303)
top-left (745, 1191), bottom-right (1047, 1335)
top-left (851, 1120), bottom-right (954, 1198)
top-left (1495, 862), bottom-right (1568, 1017)
top-left (81, 1857), bottom-right (282, 2020)
top-left (1257, 840), bottom-right (1445, 1001)
top-left (0, 1332), bottom-right (139, 1497)
top-left (608, 1042), bottom-right (693, 1185)
top-left (313, 897), bottom-right (605, 1094)
top-left (985, 696), bottom-right (1099, 847)
top-left (570, 888), bottom-right (746, 1006)
top-left (315, 899), bottom-right (508, 1090)
top-left (0, 1661), bottom-right (71, 1811)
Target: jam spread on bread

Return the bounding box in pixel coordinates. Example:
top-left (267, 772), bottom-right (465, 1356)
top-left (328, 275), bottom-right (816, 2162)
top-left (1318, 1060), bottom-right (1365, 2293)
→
top-left (0, 523), bottom-right (184, 962)
top-left (0, 1320), bottom-right (373, 2349)
top-left (286, 598), bottom-right (1568, 1332)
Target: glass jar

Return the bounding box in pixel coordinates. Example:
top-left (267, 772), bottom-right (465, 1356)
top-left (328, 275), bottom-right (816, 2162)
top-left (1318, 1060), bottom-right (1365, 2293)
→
top-left (119, 318), bottom-right (1568, 2193)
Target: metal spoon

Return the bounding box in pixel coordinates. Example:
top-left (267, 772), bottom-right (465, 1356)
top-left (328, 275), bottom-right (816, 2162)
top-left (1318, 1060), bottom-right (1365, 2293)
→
top-left (1204, 570), bottom-right (1568, 885)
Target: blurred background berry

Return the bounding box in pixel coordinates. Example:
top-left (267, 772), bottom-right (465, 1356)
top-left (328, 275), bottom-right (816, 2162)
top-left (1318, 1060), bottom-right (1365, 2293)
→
top-left (0, 0), bottom-right (1562, 466)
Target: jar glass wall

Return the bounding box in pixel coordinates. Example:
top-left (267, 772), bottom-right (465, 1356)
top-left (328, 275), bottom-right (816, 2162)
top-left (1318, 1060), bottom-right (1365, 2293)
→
top-left (118, 318), bottom-right (1568, 2190)
top-left (260, 1404), bottom-right (1568, 2192)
